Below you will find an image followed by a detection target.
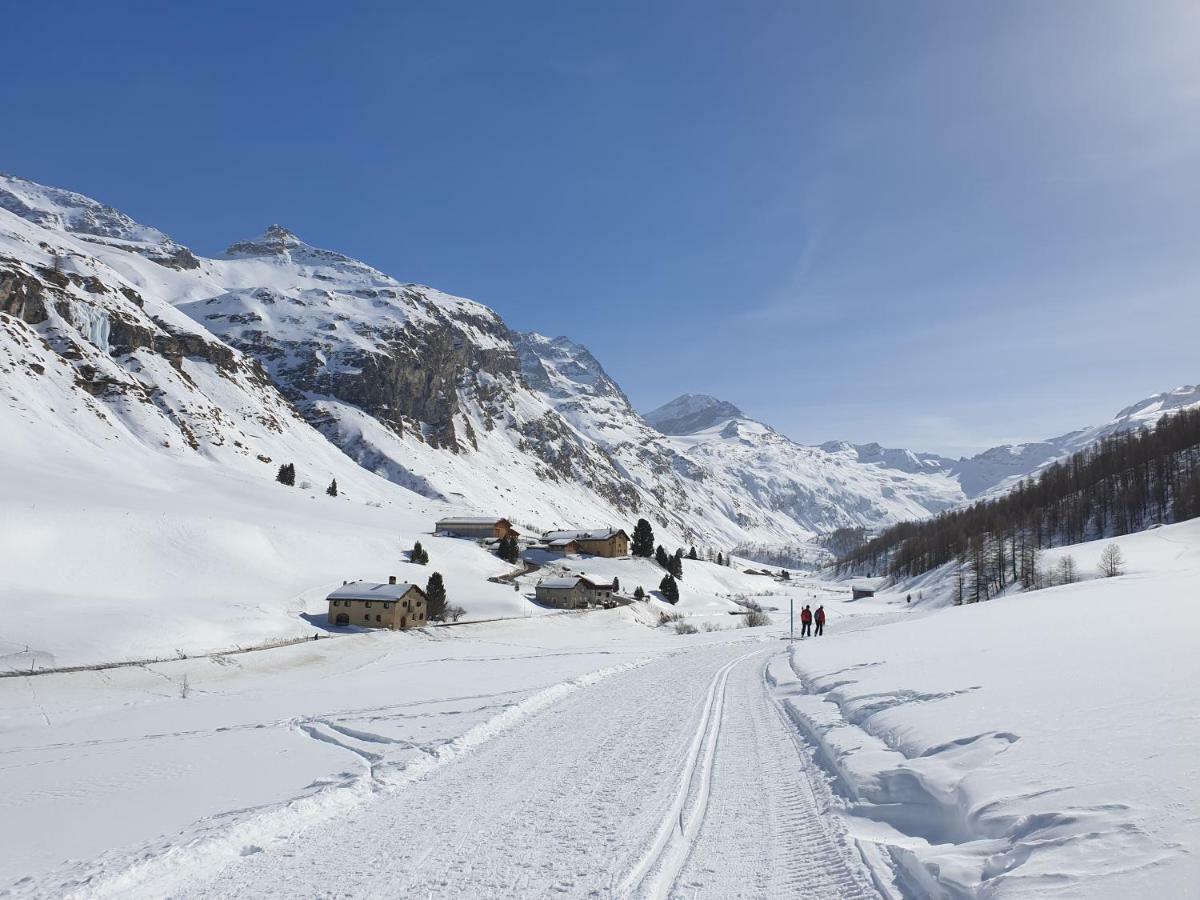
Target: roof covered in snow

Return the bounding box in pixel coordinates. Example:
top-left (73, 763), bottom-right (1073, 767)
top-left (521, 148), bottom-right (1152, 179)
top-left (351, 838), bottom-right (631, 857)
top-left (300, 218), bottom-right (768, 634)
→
top-left (437, 517), bottom-right (511, 526)
top-left (542, 529), bottom-right (626, 542)
top-left (327, 581), bottom-right (420, 601)
top-left (537, 575), bottom-right (614, 590)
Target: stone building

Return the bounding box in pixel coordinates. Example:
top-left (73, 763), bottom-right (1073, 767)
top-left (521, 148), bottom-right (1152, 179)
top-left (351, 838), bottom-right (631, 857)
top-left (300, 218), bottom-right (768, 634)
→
top-left (540, 528), bottom-right (629, 558)
top-left (535, 575), bottom-right (617, 609)
top-left (327, 577), bottom-right (428, 629)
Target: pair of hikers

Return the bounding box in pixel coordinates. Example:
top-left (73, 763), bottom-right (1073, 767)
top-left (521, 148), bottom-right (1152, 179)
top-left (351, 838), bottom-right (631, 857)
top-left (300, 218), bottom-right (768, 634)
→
top-left (800, 604), bottom-right (825, 637)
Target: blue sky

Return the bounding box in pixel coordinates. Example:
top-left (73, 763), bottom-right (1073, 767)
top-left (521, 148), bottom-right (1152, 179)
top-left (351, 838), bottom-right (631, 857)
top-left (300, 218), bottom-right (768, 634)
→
top-left (3, 1), bottom-right (1199, 455)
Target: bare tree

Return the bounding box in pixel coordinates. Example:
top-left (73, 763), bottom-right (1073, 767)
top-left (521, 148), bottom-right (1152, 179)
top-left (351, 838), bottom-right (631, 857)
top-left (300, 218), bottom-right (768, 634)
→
top-left (1098, 544), bottom-right (1125, 578)
top-left (1055, 554), bottom-right (1078, 585)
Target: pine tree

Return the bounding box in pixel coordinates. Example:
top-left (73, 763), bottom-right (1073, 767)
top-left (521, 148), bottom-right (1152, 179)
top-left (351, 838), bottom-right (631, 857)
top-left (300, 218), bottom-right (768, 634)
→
top-left (411, 541), bottom-right (428, 565)
top-left (326, 479), bottom-right (338, 497)
top-left (631, 519), bottom-right (655, 557)
top-left (276, 463), bottom-right (295, 486)
top-left (496, 535), bottom-right (519, 564)
top-left (687, 546), bottom-right (698, 560)
top-left (612, 576), bottom-right (620, 593)
top-left (716, 552), bottom-right (724, 566)
top-left (659, 574), bottom-right (679, 604)
top-left (670, 549), bottom-right (684, 579)
top-left (655, 545), bottom-right (670, 569)
top-left (425, 572), bottom-right (447, 621)
top-left (780, 569), bottom-right (791, 581)
top-left (633, 586), bottom-right (646, 601)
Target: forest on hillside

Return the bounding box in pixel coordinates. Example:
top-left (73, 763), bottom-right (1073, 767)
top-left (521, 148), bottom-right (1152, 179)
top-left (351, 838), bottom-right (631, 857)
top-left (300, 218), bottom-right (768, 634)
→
top-left (835, 406), bottom-right (1200, 600)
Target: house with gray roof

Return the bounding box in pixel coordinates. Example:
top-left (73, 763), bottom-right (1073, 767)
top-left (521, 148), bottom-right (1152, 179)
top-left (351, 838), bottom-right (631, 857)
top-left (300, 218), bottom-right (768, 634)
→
top-left (327, 577), bottom-right (427, 629)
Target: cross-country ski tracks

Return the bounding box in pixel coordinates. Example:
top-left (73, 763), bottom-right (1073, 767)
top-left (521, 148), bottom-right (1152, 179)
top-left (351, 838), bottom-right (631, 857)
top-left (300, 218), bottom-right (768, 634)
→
top-left (128, 644), bottom-right (880, 899)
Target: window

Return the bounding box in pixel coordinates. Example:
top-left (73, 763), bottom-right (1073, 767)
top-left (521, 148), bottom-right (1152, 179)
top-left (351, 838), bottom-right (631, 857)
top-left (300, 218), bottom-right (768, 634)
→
top-left (365, 601), bottom-right (372, 608)
top-left (376, 615), bottom-right (382, 622)
top-left (383, 602), bottom-right (390, 610)
top-left (331, 600), bottom-right (338, 607)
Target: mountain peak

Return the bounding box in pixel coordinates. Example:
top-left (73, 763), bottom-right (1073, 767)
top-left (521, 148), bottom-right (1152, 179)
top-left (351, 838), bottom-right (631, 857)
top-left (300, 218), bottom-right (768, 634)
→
top-left (644, 394), bottom-right (745, 435)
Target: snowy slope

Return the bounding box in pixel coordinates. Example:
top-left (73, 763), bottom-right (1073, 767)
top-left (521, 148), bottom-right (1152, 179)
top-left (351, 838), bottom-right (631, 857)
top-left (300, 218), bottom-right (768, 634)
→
top-left (643, 392), bottom-right (746, 435)
top-left (644, 397), bottom-right (967, 535)
top-left (775, 519), bottom-right (1200, 898)
top-left (950, 383), bottom-right (1200, 497)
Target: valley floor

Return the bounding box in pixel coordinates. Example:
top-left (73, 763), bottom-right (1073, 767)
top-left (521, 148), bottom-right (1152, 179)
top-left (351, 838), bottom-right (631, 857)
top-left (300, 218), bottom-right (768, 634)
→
top-left (2, 521), bottom-right (1198, 898)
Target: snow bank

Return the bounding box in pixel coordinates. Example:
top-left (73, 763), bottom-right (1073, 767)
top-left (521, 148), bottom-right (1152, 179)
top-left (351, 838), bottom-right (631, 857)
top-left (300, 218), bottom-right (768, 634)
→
top-left (772, 519), bottom-right (1200, 898)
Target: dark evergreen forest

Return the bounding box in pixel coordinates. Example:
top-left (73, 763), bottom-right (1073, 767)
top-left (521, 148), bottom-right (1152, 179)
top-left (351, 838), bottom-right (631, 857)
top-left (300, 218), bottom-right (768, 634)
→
top-left (835, 406), bottom-right (1200, 600)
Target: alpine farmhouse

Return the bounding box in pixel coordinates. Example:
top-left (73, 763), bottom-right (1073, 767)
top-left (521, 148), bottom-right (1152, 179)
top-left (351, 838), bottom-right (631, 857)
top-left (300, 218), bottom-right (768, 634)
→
top-left (327, 578), bottom-right (428, 629)
top-left (540, 528), bottom-right (629, 558)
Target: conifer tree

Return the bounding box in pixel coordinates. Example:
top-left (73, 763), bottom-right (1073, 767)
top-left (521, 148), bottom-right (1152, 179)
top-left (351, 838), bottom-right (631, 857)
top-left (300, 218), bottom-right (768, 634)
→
top-left (633, 585), bottom-right (645, 601)
top-left (612, 576), bottom-right (620, 593)
top-left (496, 535), bottom-right (519, 564)
top-left (655, 545), bottom-right (670, 569)
top-left (670, 549), bottom-right (684, 579)
top-left (631, 519), bottom-right (655, 557)
top-left (326, 479), bottom-right (338, 497)
top-left (716, 552), bottom-right (724, 566)
top-left (687, 546), bottom-right (698, 560)
top-left (659, 573), bottom-right (679, 604)
top-left (276, 463), bottom-right (295, 486)
top-left (411, 541), bottom-right (428, 565)
top-left (425, 572), bottom-right (447, 621)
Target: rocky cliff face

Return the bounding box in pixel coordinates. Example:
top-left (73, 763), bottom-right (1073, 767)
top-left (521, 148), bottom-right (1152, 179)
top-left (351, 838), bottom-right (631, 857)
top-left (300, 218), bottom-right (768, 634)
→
top-left (5, 172), bottom-right (1195, 554)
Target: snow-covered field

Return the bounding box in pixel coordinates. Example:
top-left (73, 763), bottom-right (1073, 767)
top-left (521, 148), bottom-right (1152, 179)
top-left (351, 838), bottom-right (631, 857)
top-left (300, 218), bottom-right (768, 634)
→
top-left (779, 520), bottom-right (1200, 898)
top-left (1, 519), bottom-right (1196, 897)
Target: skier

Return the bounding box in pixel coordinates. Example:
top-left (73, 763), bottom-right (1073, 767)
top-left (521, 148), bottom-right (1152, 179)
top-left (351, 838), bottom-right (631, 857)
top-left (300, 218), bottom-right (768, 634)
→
top-left (800, 605), bottom-right (813, 637)
top-left (814, 605), bottom-right (825, 636)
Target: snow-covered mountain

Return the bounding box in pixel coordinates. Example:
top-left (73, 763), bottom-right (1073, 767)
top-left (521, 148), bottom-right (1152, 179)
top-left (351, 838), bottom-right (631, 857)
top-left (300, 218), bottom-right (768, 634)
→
top-left (644, 394), bottom-right (745, 435)
top-left (642, 398), bottom-right (966, 536)
top-left (645, 385), bottom-right (1200, 531)
top-left (949, 384), bottom-right (1200, 497)
top-left (3, 171), bottom-right (1197, 566)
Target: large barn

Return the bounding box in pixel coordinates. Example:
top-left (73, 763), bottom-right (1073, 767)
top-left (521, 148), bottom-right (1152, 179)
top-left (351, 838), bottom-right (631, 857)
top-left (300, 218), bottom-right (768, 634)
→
top-left (435, 517), bottom-right (519, 540)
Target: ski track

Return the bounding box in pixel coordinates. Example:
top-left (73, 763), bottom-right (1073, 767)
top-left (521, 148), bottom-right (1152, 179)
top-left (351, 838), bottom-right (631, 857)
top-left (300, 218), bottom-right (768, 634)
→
top-left (146, 643), bottom-right (884, 900)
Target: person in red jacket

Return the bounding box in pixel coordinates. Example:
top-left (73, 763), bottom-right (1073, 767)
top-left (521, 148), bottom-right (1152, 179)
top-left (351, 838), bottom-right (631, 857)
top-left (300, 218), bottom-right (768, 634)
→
top-left (814, 605), bottom-right (826, 636)
top-left (800, 604), bottom-right (813, 637)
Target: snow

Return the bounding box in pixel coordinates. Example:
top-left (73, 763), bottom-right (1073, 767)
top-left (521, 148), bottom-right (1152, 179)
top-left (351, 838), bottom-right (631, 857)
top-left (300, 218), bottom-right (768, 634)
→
top-left (774, 519), bottom-right (1200, 898)
top-left (3, 171), bottom-right (1199, 898)
top-left (326, 581), bottom-right (418, 601)
top-left (0, 503), bottom-right (1196, 898)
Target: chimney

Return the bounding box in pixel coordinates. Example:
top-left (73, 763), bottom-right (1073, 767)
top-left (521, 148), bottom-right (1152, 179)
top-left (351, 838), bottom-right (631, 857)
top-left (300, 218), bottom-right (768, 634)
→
top-left (389, 575), bottom-right (397, 585)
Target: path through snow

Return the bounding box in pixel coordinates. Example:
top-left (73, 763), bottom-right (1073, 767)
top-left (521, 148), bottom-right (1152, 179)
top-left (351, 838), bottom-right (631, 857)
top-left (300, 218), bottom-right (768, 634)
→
top-left (162, 642), bottom-right (880, 899)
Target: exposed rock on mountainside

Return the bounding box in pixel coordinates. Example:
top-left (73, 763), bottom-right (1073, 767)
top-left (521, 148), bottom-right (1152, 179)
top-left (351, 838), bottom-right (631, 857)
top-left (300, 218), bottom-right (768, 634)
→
top-left (3, 172), bottom-right (1197, 555)
top-left (644, 393), bottom-right (745, 435)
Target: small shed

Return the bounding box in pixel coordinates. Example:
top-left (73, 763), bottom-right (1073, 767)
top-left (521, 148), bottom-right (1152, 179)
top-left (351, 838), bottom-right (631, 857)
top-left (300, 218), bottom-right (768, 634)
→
top-left (851, 586), bottom-right (876, 600)
top-left (328, 577), bottom-right (428, 629)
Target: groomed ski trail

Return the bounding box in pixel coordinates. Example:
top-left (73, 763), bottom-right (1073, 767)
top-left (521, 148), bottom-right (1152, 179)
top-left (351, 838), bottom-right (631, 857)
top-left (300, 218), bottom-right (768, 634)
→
top-left (124, 643), bottom-right (884, 899)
